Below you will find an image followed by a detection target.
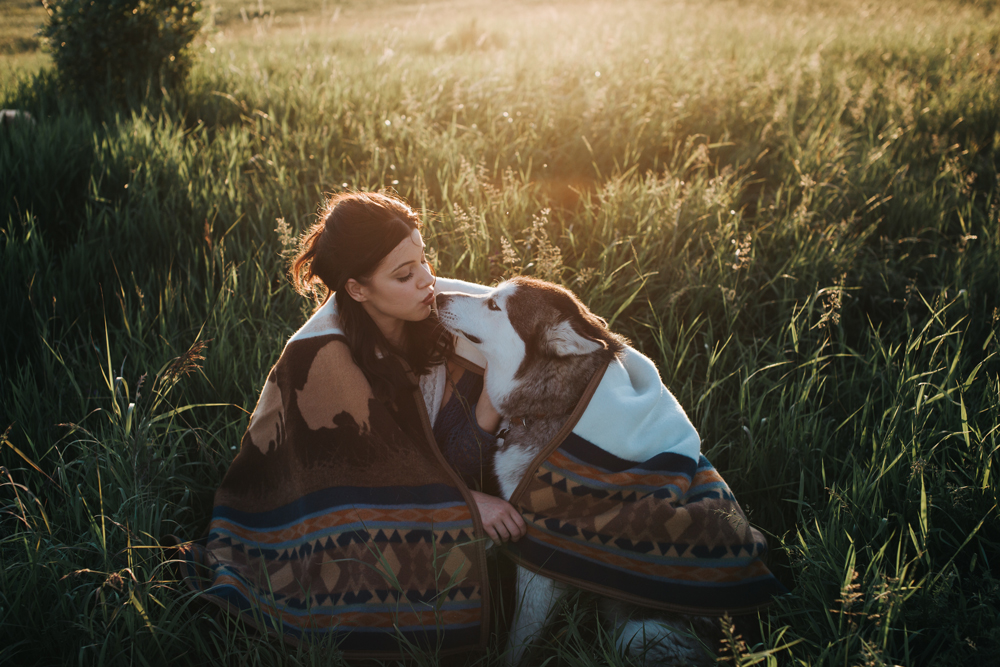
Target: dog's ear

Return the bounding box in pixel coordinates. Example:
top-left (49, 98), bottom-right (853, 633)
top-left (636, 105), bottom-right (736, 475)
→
top-left (544, 320), bottom-right (606, 357)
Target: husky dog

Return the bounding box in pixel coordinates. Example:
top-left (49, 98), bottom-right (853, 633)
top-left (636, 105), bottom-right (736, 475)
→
top-left (436, 277), bottom-right (713, 666)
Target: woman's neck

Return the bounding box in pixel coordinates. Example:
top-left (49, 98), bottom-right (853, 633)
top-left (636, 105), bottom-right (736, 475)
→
top-left (367, 309), bottom-right (406, 350)
top-left (383, 322), bottom-right (405, 350)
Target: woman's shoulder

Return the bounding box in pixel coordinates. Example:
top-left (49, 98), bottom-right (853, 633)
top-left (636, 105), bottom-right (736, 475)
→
top-left (259, 297), bottom-right (357, 384)
top-left (287, 297), bottom-right (343, 346)
top-left (270, 331), bottom-right (360, 388)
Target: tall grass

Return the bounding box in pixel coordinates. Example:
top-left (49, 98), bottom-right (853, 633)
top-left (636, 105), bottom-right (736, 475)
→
top-left (2, 0), bottom-right (999, 664)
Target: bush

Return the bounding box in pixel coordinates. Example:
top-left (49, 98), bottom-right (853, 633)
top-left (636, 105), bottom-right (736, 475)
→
top-left (40, 0), bottom-right (202, 109)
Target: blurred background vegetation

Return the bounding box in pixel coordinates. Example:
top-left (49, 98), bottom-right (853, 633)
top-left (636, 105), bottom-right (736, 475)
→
top-left (2, 0), bottom-right (999, 664)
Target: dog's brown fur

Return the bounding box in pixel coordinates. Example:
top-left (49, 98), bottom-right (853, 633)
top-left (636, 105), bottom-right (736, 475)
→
top-left (498, 277), bottom-right (625, 439)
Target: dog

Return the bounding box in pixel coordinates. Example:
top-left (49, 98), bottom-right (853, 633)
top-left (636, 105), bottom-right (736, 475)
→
top-left (436, 277), bottom-right (715, 666)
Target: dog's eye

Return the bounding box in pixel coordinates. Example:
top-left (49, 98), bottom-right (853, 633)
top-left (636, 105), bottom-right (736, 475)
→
top-left (487, 298), bottom-right (501, 312)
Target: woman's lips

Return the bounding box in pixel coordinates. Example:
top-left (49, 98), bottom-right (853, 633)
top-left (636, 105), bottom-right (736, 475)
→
top-left (421, 292), bottom-right (435, 306)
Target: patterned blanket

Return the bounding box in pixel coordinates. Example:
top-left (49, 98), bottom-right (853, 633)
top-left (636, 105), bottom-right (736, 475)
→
top-left (177, 288), bottom-right (490, 658)
top-left (178, 276), bottom-right (784, 656)
top-left (502, 349), bottom-right (787, 615)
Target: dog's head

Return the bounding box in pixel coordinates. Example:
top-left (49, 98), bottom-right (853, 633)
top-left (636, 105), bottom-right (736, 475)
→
top-left (436, 277), bottom-right (624, 410)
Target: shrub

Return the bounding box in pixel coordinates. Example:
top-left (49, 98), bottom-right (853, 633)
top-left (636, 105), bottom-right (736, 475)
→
top-left (40, 0), bottom-right (202, 109)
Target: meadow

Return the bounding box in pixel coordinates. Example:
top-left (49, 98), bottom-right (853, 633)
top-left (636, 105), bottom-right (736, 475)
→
top-left (2, 0), bottom-right (999, 664)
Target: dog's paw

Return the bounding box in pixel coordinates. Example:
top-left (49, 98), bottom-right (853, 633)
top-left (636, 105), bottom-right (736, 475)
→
top-left (616, 618), bottom-right (713, 666)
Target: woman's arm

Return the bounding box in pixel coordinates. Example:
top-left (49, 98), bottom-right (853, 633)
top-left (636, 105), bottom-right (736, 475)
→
top-left (435, 362), bottom-right (524, 542)
top-left (471, 383), bottom-right (523, 542)
top-left (473, 366), bottom-right (501, 434)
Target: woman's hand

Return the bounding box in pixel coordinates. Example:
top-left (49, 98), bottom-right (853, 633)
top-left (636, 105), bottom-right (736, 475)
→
top-left (470, 490), bottom-right (526, 543)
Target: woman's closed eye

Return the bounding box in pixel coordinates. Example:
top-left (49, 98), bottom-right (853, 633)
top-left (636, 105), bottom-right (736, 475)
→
top-left (396, 254), bottom-right (429, 283)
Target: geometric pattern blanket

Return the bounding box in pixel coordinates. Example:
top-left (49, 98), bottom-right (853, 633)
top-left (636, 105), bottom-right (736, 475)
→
top-left (177, 296), bottom-right (490, 658)
top-left (501, 350), bottom-right (787, 615)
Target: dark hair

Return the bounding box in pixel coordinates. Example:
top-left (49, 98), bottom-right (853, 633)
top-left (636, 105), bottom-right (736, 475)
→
top-left (290, 191), bottom-right (454, 400)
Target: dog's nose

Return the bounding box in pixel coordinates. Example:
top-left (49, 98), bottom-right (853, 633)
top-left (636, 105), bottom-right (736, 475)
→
top-left (435, 293), bottom-right (451, 309)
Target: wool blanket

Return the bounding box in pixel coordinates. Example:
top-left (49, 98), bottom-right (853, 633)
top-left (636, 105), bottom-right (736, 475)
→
top-left (177, 278), bottom-right (495, 658)
top-left (501, 346), bottom-right (787, 615)
top-left (178, 275), bottom-right (784, 655)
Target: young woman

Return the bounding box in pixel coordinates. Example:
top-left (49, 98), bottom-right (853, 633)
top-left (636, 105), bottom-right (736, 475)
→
top-left (290, 191), bottom-right (526, 544)
top-left (179, 192), bottom-right (521, 657)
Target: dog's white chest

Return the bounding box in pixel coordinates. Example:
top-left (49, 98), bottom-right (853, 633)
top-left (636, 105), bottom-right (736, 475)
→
top-left (494, 444), bottom-right (537, 501)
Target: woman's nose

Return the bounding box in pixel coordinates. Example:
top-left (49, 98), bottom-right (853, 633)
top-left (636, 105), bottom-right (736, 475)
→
top-left (416, 263), bottom-right (435, 289)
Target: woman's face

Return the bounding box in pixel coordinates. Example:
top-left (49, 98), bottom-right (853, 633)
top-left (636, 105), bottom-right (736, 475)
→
top-left (346, 228), bottom-right (436, 336)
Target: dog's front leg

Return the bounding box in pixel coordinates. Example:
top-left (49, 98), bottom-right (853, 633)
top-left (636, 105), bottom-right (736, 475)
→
top-left (598, 598), bottom-right (715, 666)
top-left (505, 565), bottom-right (566, 666)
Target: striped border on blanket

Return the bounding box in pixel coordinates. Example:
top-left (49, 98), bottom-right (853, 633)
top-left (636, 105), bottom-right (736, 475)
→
top-left (505, 433), bottom-right (787, 614)
top-left (180, 482), bottom-right (484, 653)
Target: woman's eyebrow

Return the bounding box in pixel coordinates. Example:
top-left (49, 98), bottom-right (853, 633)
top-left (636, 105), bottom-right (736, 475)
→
top-left (390, 246), bottom-right (426, 273)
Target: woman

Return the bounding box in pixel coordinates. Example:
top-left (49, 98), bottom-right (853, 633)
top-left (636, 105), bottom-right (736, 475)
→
top-left (290, 192), bottom-right (525, 545)
top-left (179, 192), bottom-right (522, 657)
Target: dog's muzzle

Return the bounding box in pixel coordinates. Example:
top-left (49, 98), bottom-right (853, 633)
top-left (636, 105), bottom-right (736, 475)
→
top-left (434, 293), bottom-right (483, 344)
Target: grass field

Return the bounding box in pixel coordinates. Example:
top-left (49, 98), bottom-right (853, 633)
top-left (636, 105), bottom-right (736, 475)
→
top-left (2, 0), bottom-right (1000, 664)
top-left (0, 0), bottom-right (48, 75)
